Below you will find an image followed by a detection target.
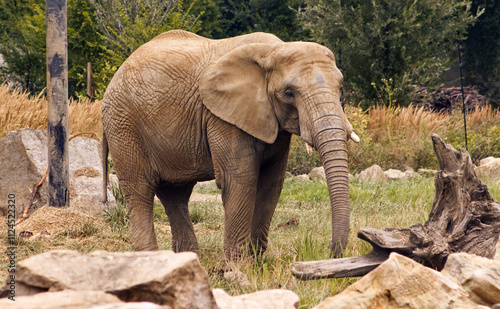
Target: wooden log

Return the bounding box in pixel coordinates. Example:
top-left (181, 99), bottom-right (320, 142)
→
top-left (291, 134), bottom-right (500, 280)
top-left (290, 250), bottom-right (389, 279)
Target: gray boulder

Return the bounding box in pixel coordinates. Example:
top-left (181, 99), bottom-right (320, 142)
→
top-left (384, 168), bottom-right (407, 180)
top-left (475, 157), bottom-right (500, 180)
top-left (293, 174), bottom-right (310, 181)
top-left (0, 250), bottom-right (217, 309)
top-left (313, 253), bottom-right (479, 309)
top-left (213, 288), bottom-right (299, 309)
top-left (89, 303), bottom-right (171, 309)
top-left (308, 166), bottom-right (326, 181)
top-left (443, 253), bottom-right (500, 306)
top-left (0, 129), bottom-right (115, 218)
top-left (479, 157), bottom-right (497, 166)
top-left (357, 165), bottom-right (388, 183)
top-left (0, 290), bottom-right (123, 309)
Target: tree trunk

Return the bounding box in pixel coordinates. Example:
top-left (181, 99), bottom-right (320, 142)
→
top-left (291, 134), bottom-right (500, 280)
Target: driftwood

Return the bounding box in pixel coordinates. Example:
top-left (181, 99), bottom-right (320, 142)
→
top-left (16, 166), bottom-right (49, 225)
top-left (291, 134), bottom-right (500, 280)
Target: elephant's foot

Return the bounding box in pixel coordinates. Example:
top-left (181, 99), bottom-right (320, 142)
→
top-left (249, 238), bottom-right (268, 257)
top-left (172, 239), bottom-right (199, 253)
top-left (132, 242), bottom-right (159, 251)
top-left (131, 229), bottom-right (159, 251)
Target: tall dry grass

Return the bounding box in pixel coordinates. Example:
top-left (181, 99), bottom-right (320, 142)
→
top-left (0, 83), bottom-right (102, 139)
top-left (344, 104), bottom-right (500, 172)
top-left (363, 104), bottom-right (499, 142)
top-left (366, 105), bottom-right (448, 142)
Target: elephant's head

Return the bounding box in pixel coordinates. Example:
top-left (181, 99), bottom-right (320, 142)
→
top-left (200, 41), bottom-right (358, 257)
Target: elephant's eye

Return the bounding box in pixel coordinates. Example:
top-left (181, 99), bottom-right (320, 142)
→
top-left (284, 89), bottom-right (295, 101)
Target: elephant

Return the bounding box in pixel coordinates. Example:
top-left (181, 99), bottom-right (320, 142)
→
top-left (101, 30), bottom-right (359, 260)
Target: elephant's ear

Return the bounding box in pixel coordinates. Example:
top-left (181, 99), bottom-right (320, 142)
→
top-left (200, 43), bottom-right (280, 144)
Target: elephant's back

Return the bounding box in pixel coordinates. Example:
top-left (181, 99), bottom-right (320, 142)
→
top-left (103, 31), bottom-right (209, 112)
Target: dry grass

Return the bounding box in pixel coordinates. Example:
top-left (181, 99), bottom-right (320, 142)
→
top-left (466, 105), bottom-right (499, 128)
top-left (0, 83), bottom-right (102, 140)
top-left (365, 104), bottom-right (449, 142)
top-left (344, 104), bottom-right (500, 172)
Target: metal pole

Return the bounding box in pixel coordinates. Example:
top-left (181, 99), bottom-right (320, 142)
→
top-left (458, 42), bottom-right (468, 150)
top-left (46, 0), bottom-right (69, 207)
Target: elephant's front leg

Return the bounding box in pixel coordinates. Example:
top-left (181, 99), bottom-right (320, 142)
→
top-left (209, 127), bottom-right (260, 261)
top-left (221, 177), bottom-right (258, 260)
top-left (251, 142), bottom-right (290, 255)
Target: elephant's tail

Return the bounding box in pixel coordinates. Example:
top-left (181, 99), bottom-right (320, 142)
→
top-left (102, 131), bottom-right (109, 204)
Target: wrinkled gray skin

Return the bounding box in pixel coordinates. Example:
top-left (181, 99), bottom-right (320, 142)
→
top-left (102, 30), bottom-right (356, 260)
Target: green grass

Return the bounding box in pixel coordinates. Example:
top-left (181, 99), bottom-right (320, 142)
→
top-left (190, 176), bottom-right (440, 307)
top-left (1, 175), bottom-right (499, 308)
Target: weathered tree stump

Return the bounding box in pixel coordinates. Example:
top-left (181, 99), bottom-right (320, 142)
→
top-left (291, 134), bottom-right (500, 280)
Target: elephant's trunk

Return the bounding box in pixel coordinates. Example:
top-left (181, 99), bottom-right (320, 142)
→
top-left (312, 114), bottom-right (350, 257)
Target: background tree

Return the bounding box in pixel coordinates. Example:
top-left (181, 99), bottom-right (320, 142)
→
top-left (90, 0), bottom-right (201, 63)
top-left (0, 0), bottom-right (201, 98)
top-left (463, 0), bottom-right (500, 108)
top-left (303, 0), bottom-right (481, 108)
top-left (0, 0), bottom-right (45, 93)
top-left (67, 0), bottom-right (109, 99)
top-left (189, 0), bottom-right (308, 41)
top-left (182, 0), bottom-right (223, 38)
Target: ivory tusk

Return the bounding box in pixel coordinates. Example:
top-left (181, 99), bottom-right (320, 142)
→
top-left (305, 143), bottom-right (314, 156)
top-left (350, 132), bottom-right (360, 143)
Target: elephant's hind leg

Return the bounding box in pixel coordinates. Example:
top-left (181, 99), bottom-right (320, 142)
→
top-left (119, 178), bottom-right (158, 251)
top-left (156, 182), bottom-right (199, 253)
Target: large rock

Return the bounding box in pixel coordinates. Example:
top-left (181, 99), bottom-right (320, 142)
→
top-left (313, 252), bottom-right (479, 309)
top-left (88, 303), bottom-right (171, 309)
top-left (308, 167), bottom-right (326, 181)
top-left (475, 157), bottom-right (500, 180)
top-left (0, 129), bottom-right (115, 218)
top-left (384, 168), bottom-right (407, 180)
top-left (193, 179), bottom-right (218, 192)
top-left (0, 290), bottom-right (123, 309)
top-left (479, 157), bottom-right (497, 166)
top-left (212, 289), bottom-right (299, 309)
top-left (357, 165), bottom-right (388, 183)
top-left (0, 290), bottom-right (171, 309)
top-left (293, 174), bottom-right (310, 181)
top-left (443, 253), bottom-right (500, 306)
top-left (0, 250), bottom-right (217, 309)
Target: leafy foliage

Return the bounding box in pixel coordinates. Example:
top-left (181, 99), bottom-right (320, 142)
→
top-left (0, 0), bottom-right (46, 93)
top-left (0, 0), bottom-right (202, 98)
top-left (67, 0), bottom-right (109, 99)
top-left (189, 0), bottom-right (309, 41)
top-left (303, 0), bottom-right (481, 108)
top-left (463, 0), bottom-right (500, 108)
top-left (90, 0), bottom-right (201, 62)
